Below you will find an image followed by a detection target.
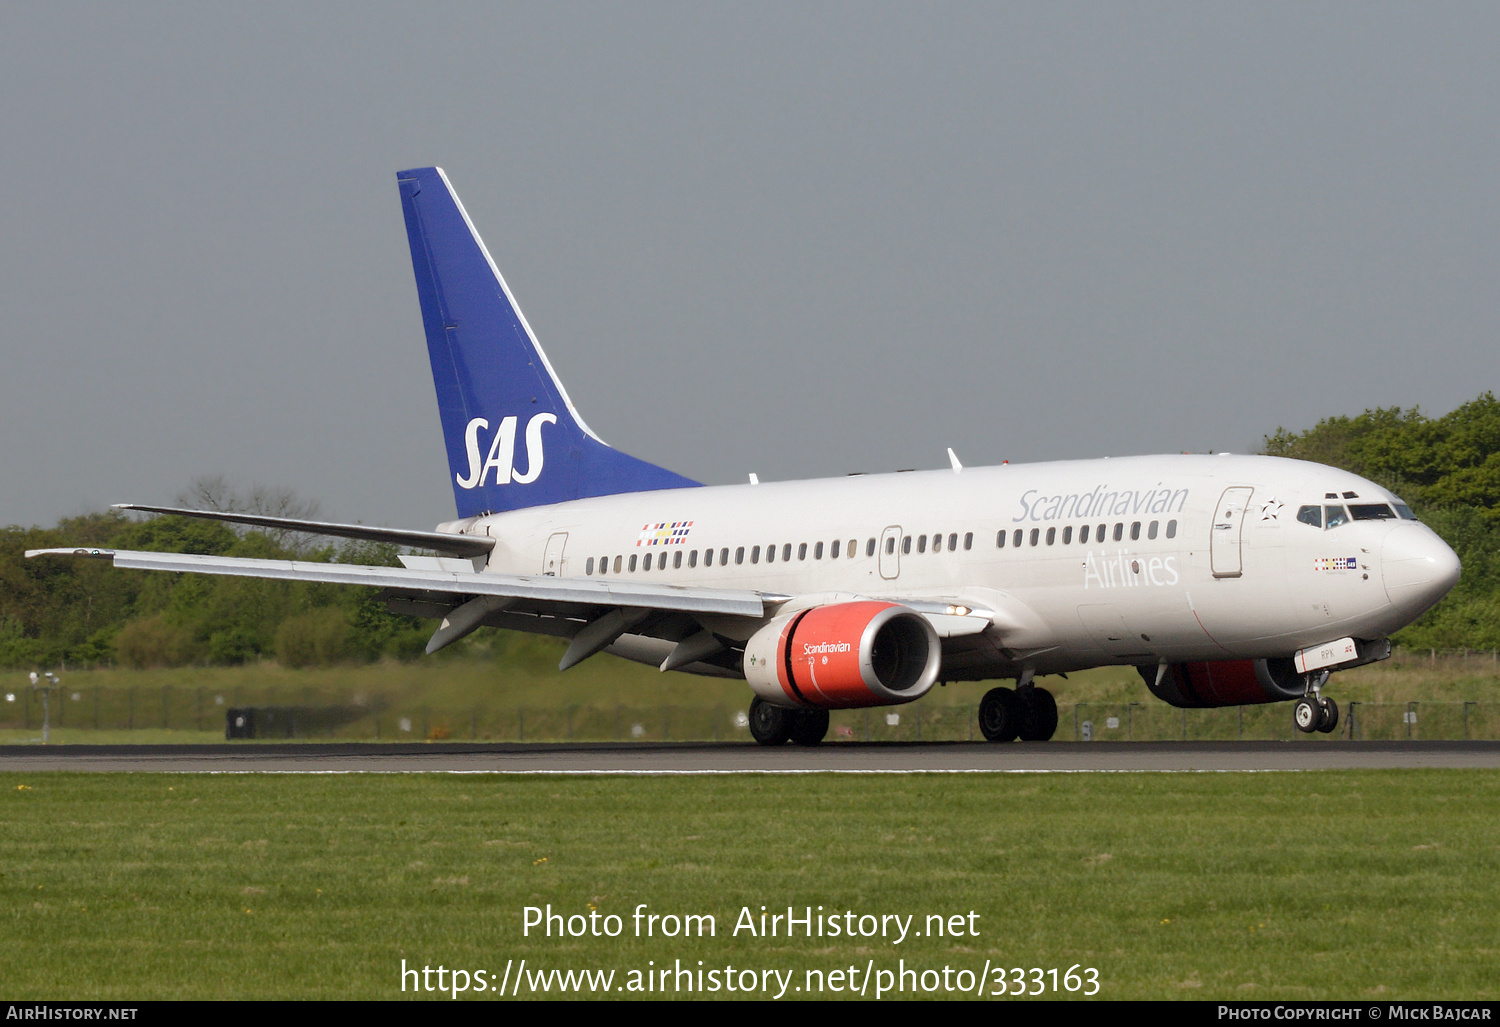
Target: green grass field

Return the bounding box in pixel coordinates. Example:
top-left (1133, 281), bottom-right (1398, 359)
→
top-left (4, 643), bottom-right (1499, 743)
top-left (2, 770), bottom-right (1496, 1000)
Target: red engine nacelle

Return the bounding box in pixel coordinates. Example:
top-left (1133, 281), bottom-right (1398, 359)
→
top-left (744, 601), bottom-right (942, 709)
top-left (1139, 658), bottom-right (1303, 708)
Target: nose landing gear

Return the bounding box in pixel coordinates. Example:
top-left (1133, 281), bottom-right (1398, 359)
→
top-left (1293, 672), bottom-right (1340, 734)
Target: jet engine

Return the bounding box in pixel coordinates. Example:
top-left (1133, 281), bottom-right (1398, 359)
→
top-left (1138, 658), bottom-right (1304, 708)
top-left (744, 601), bottom-right (941, 709)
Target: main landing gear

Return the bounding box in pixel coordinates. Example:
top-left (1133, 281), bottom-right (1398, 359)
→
top-left (979, 680), bottom-right (1058, 742)
top-left (748, 697), bottom-right (829, 747)
top-left (1293, 671), bottom-right (1340, 735)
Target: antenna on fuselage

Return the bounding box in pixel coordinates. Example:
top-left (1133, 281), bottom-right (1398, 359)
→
top-left (947, 448), bottom-right (963, 473)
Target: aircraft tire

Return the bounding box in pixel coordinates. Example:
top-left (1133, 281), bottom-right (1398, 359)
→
top-left (1293, 696), bottom-right (1320, 734)
top-left (789, 709), bottom-right (830, 747)
top-left (1316, 696), bottom-right (1340, 735)
top-left (978, 687), bottom-right (1021, 743)
top-left (748, 698), bottom-right (795, 746)
top-left (1018, 687), bottom-right (1059, 742)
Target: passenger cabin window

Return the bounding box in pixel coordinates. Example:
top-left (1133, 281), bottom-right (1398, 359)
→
top-left (814, 542), bottom-right (823, 559)
top-left (1130, 521), bottom-right (1141, 541)
top-left (948, 533), bottom-right (958, 551)
top-left (917, 535), bottom-right (927, 554)
top-left (886, 537), bottom-right (896, 555)
top-left (867, 538), bottom-right (877, 556)
top-left (798, 543), bottom-right (808, 560)
top-left (996, 530), bottom-right (1006, 549)
top-left (1013, 529), bottom-right (1023, 548)
top-left (766, 544), bottom-right (775, 563)
top-left (849, 539), bottom-right (857, 557)
top-left (1080, 525), bottom-right (1090, 544)
top-left (720, 548), bottom-right (729, 565)
top-left (830, 540), bottom-right (840, 559)
top-left (1148, 520), bottom-right (1158, 539)
top-left (1166, 520), bottom-right (1177, 539)
top-left (674, 551), bottom-right (683, 569)
top-left (1113, 523), bottom-right (1123, 542)
top-left (629, 554), bottom-right (638, 572)
top-left (735, 547), bottom-right (745, 565)
top-left (1350, 504), bottom-right (1397, 521)
top-left (1029, 528), bottom-right (1039, 546)
top-left (1324, 506), bottom-right (1349, 529)
top-left (963, 532), bottom-right (972, 550)
top-left (782, 544), bottom-right (792, 562)
top-left (642, 553), bottom-right (651, 571)
top-left (586, 557), bottom-right (595, 575)
top-left (704, 548), bottom-right (714, 567)
top-left (752, 545), bottom-right (761, 564)
top-left (902, 536), bottom-right (912, 554)
top-left (1062, 526), bottom-right (1073, 544)
top-left (1046, 527), bottom-right (1056, 545)
top-left (613, 555), bottom-right (622, 573)
top-left (1297, 505), bottom-right (1322, 528)
top-left (689, 550), bottom-right (698, 568)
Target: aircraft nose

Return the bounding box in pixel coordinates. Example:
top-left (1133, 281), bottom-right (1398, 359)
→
top-left (1382, 524), bottom-right (1461, 614)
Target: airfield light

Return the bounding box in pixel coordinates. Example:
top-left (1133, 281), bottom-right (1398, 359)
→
top-left (30, 671), bottom-right (61, 744)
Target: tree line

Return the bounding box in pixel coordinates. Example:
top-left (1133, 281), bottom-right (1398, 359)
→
top-left (1, 394), bottom-right (1496, 669)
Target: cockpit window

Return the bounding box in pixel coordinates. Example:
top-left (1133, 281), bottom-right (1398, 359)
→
top-left (1324, 505), bottom-right (1349, 529)
top-left (1297, 505), bottom-right (1322, 528)
top-left (1350, 504), bottom-right (1397, 521)
top-left (1393, 504), bottom-right (1418, 521)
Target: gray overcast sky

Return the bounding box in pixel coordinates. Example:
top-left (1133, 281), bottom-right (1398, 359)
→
top-left (1, 3), bottom-right (1495, 530)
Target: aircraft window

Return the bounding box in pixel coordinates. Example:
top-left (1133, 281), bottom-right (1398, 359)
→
top-left (1166, 520), bottom-right (1177, 539)
top-left (918, 535), bottom-right (927, 554)
top-left (1063, 526), bottom-right (1073, 544)
top-left (704, 548), bottom-right (713, 567)
top-left (1029, 528), bottom-right (1039, 546)
top-left (1046, 527), bottom-right (1056, 545)
top-left (674, 551), bottom-right (683, 569)
top-left (751, 545), bottom-right (761, 564)
top-left (814, 541), bottom-right (824, 559)
top-left (1096, 524), bottom-right (1106, 541)
top-left (1350, 504), bottom-right (1397, 521)
top-left (1080, 524), bottom-right (1090, 544)
top-left (930, 534), bottom-right (940, 552)
top-left (1148, 520), bottom-right (1159, 540)
top-left (831, 540), bottom-right (840, 559)
top-left (964, 532), bottom-right (972, 550)
top-left (735, 546), bottom-right (745, 565)
top-left (948, 533), bottom-right (958, 551)
top-left (642, 553), bottom-right (652, 571)
top-left (1393, 504), bottom-right (1418, 521)
top-left (689, 550), bottom-right (698, 568)
top-left (783, 544), bottom-right (792, 561)
top-left (766, 544), bottom-right (775, 563)
top-left (867, 538), bottom-right (876, 557)
top-left (793, 543), bottom-right (804, 560)
top-left (1325, 493), bottom-right (1339, 499)
top-left (720, 548), bottom-right (729, 565)
top-left (886, 537), bottom-right (895, 555)
top-left (1109, 523), bottom-right (1120, 542)
top-left (1297, 505), bottom-right (1322, 528)
top-left (613, 555), bottom-right (622, 573)
top-left (629, 554), bottom-right (638, 572)
top-left (1014, 529), bottom-right (1024, 547)
top-left (586, 557), bottom-right (595, 575)
top-left (903, 536), bottom-right (912, 554)
top-left (1130, 522), bottom-right (1141, 541)
top-left (1342, 491), bottom-right (1359, 499)
top-left (996, 530), bottom-right (1006, 549)
top-left (1324, 506), bottom-right (1349, 529)
top-left (849, 539), bottom-right (858, 557)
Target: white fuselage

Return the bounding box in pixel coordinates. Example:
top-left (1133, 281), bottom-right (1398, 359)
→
top-left (443, 453), bottom-right (1459, 680)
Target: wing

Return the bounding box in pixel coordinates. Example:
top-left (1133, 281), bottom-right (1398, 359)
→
top-left (27, 546), bottom-right (775, 672)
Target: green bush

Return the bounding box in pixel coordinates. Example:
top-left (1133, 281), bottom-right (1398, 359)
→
top-left (274, 608), bottom-right (355, 667)
top-left (113, 615), bottom-right (202, 668)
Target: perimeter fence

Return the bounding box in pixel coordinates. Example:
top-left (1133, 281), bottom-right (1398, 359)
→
top-left (0, 684), bottom-right (1496, 742)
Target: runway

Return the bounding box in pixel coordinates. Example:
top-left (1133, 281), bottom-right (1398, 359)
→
top-left (1, 740), bottom-right (1497, 773)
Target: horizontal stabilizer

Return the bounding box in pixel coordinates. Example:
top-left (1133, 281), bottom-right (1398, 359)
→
top-left (114, 504), bottom-right (494, 558)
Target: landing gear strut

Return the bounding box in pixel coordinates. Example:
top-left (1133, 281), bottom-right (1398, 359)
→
top-left (1293, 672), bottom-right (1340, 735)
top-left (747, 698), bottom-right (829, 746)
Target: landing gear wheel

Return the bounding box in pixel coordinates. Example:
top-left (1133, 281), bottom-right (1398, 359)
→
top-left (748, 698), bottom-right (794, 746)
top-left (1017, 687), bottom-right (1059, 742)
top-left (978, 687), bottom-right (1021, 742)
top-left (1315, 696), bottom-right (1340, 735)
top-left (1293, 696), bottom-right (1320, 734)
top-left (789, 709), bottom-right (830, 746)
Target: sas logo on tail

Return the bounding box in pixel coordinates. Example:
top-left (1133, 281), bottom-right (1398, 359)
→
top-left (456, 413), bottom-right (557, 489)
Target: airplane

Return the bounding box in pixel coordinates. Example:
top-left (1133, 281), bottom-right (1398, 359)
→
top-left (28, 167), bottom-right (1462, 746)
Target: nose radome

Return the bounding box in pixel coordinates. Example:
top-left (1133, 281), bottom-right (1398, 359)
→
top-left (1383, 524), bottom-right (1461, 613)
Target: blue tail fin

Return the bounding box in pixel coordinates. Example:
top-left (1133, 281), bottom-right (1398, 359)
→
top-left (397, 167), bottom-right (700, 518)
